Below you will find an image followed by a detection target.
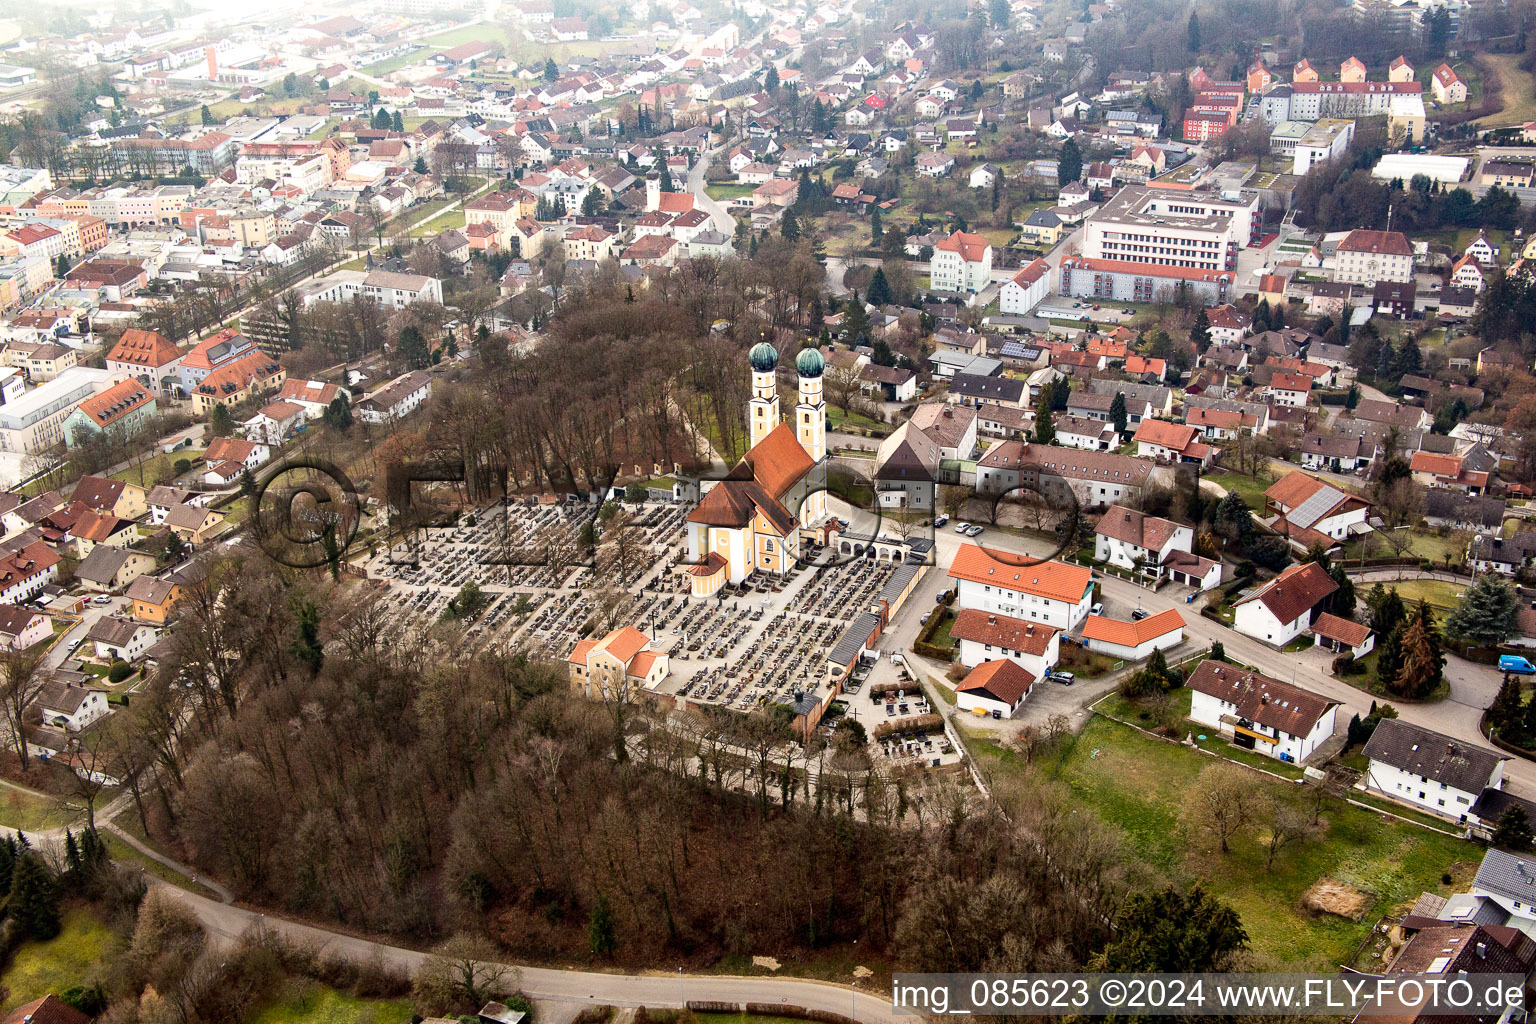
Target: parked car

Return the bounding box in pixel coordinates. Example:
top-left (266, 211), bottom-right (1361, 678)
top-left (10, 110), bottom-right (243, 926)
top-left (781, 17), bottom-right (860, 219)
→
top-left (93, 595), bottom-right (112, 605)
top-left (1121, 308), bottom-right (1134, 314)
top-left (1091, 602), bottom-right (1104, 616)
top-left (1131, 608), bottom-right (1148, 621)
top-left (934, 514), bottom-right (949, 527)
top-left (965, 524), bottom-right (984, 536)
top-left (1051, 671), bottom-right (1075, 685)
top-left (1501, 655), bottom-right (1536, 675)
top-left (954, 522), bottom-right (971, 533)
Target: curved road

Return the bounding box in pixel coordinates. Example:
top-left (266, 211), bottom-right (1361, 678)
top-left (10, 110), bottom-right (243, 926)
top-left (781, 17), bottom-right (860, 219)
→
top-left (154, 884), bottom-right (899, 1024)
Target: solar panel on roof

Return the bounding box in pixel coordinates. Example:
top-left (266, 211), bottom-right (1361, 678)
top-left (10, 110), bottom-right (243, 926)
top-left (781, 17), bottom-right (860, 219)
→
top-left (1286, 484), bottom-right (1345, 528)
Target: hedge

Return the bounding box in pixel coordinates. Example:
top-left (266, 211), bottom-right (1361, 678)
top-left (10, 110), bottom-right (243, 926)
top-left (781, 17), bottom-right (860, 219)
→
top-left (875, 712), bottom-right (943, 739)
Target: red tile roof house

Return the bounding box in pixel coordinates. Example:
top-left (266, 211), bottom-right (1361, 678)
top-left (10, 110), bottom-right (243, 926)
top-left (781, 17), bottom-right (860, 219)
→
top-left (1264, 471), bottom-right (1373, 553)
top-left (1267, 370), bottom-right (1313, 408)
top-left (1233, 561), bottom-right (1339, 647)
top-left (948, 609), bottom-right (1061, 680)
top-left (1311, 611), bottom-right (1375, 658)
top-left (1091, 504), bottom-right (1218, 588)
top-left (1186, 660), bottom-right (1340, 763)
top-left (1132, 418), bottom-right (1213, 467)
top-left (1081, 607), bottom-right (1187, 661)
top-left (955, 658), bottom-right (1035, 719)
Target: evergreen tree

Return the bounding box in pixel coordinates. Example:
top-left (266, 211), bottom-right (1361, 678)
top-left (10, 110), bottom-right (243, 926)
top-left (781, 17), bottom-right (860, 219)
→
top-left (843, 292), bottom-right (868, 344)
top-left (1375, 624), bottom-right (1405, 693)
top-left (372, 107), bottom-right (391, 130)
top-left (8, 854), bottom-right (59, 940)
top-left (544, 57), bottom-right (559, 82)
top-left (870, 206), bottom-right (882, 244)
top-left (1035, 403), bottom-right (1055, 444)
top-left (1368, 584), bottom-right (1407, 636)
top-left (781, 207), bottom-right (799, 241)
top-left (391, 111), bottom-right (403, 132)
top-left (1345, 383), bottom-right (1360, 410)
top-left (588, 894), bottom-right (617, 955)
top-left (1446, 575), bottom-right (1520, 647)
top-left (1057, 138), bottom-right (1083, 185)
top-left (63, 830), bottom-right (79, 879)
top-left (658, 164), bottom-right (674, 194)
top-left (200, 104), bottom-right (215, 126)
top-left (54, 254), bottom-right (69, 280)
top-left (867, 266), bottom-right (892, 306)
top-left (1214, 491), bottom-right (1253, 539)
top-left (397, 326), bottom-right (431, 370)
top-left (1328, 564), bottom-right (1355, 617)
top-left (989, 0), bottom-right (1010, 28)
top-left (1098, 883), bottom-right (1246, 972)
top-left (1490, 677), bottom-right (1527, 744)
top-left (1414, 599), bottom-right (1444, 675)
top-left (414, 156), bottom-right (428, 174)
top-left (1190, 307), bottom-right (1212, 353)
top-left (764, 65), bottom-right (779, 92)
top-left (0, 835), bottom-right (19, 897)
top-left (1395, 338), bottom-right (1423, 377)
top-left (1187, 11), bottom-right (1202, 51)
top-left (1051, 376), bottom-right (1069, 411)
top-left (1522, 685), bottom-right (1536, 746)
top-left (1494, 805), bottom-right (1535, 850)
top-left (1110, 392), bottom-right (1128, 435)
top-left (1394, 618), bottom-right (1442, 698)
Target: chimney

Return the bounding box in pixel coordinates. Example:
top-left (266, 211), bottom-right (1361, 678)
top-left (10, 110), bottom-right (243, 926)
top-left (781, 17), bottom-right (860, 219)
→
top-left (206, 45), bottom-right (218, 81)
top-left (1476, 941), bottom-right (1488, 959)
top-left (987, 615), bottom-right (996, 625)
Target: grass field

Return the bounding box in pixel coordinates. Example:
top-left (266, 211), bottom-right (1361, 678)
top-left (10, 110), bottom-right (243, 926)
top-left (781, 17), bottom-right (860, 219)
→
top-left (110, 449), bottom-right (204, 489)
top-left (0, 907), bottom-right (113, 1012)
top-left (967, 715), bottom-right (1478, 968)
top-left (248, 983), bottom-right (412, 1024)
top-left (1383, 577), bottom-right (1465, 612)
top-left (361, 47), bottom-right (428, 76)
top-left (0, 785), bottom-right (77, 833)
top-left (1202, 470), bottom-right (1275, 510)
top-left (1475, 53), bottom-right (1536, 128)
top-left (706, 182), bottom-right (757, 201)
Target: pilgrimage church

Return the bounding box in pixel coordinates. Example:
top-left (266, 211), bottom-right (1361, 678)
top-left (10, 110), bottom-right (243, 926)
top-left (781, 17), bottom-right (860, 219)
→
top-left (685, 343), bottom-right (834, 596)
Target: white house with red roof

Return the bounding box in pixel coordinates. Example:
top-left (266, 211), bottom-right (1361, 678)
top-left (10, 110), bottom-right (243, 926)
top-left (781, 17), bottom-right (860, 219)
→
top-left (1431, 63), bottom-right (1467, 104)
top-left (1133, 418), bottom-right (1213, 466)
top-left (1205, 304), bottom-right (1251, 345)
top-left (998, 258), bottom-right (1051, 314)
top-left (949, 608), bottom-right (1060, 678)
top-left (1451, 253), bottom-right (1486, 293)
top-left (947, 544), bottom-right (1094, 630)
top-left (1233, 561), bottom-right (1339, 646)
top-left (567, 626), bottom-right (669, 698)
top-left (929, 230), bottom-right (993, 296)
top-left (1265, 471), bottom-right (1373, 551)
top-left (1187, 660), bottom-right (1339, 762)
top-left (1081, 608), bottom-right (1186, 660)
top-left (956, 659), bottom-right (1035, 719)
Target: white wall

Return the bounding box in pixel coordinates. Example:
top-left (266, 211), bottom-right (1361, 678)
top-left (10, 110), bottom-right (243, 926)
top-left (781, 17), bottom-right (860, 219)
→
top-left (955, 577), bottom-right (1091, 630)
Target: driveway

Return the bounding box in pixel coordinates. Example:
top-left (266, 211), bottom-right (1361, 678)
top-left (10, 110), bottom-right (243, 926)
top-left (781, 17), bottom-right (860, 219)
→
top-left (686, 148), bottom-right (739, 236)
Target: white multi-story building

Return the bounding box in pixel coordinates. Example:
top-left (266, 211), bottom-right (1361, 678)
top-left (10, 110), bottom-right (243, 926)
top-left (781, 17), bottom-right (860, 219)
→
top-left (949, 608), bottom-right (1061, 679)
top-left (297, 269), bottom-right (443, 310)
top-left (998, 258), bottom-right (1051, 314)
top-left (1081, 185), bottom-right (1258, 272)
top-left (1291, 118), bottom-right (1355, 174)
top-left (1334, 229), bottom-right (1414, 285)
top-left (947, 544), bottom-right (1094, 631)
top-left (929, 230), bottom-right (993, 294)
top-left (357, 370), bottom-right (432, 425)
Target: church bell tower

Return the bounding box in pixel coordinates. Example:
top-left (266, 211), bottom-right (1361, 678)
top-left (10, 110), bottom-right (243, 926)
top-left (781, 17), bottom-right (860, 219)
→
top-left (747, 341), bottom-right (780, 450)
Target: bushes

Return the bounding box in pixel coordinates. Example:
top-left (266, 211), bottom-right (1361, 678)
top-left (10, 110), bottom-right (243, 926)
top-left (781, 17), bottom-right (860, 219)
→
top-left (107, 661), bottom-right (132, 683)
top-left (874, 713), bottom-right (943, 739)
top-left (1332, 653), bottom-right (1364, 676)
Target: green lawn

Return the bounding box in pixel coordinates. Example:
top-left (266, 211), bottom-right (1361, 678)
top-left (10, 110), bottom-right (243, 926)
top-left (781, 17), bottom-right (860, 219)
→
top-left (706, 183), bottom-right (757, 201)
top-left (361, 47), bottom-right (427, 76)
top-left (1384, 578), bottom-right (1465, 613)
top-left (110, 449), bottom-right (204, 489)
top-left (966, 715), bottom-right (1478, 968)
top-left (827, 405), bottom-right (886, 434)
top-left (1344, 529), bottom-right (1468, 569)
top-left (1202, 471), bottom-right (1275, 510)
top-left (0, 907), bottom-right (113, 1011)
top-left (0, 786), bottom-right (77, 833)
top-left (248, 984), bottom-right (412, 1024)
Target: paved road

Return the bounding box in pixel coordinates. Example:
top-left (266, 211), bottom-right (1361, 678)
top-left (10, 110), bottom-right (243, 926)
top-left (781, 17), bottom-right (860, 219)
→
top-left (686, 147), bottom-right (739, 236)
top-left (156, 884), bottom-right (900, 1024)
